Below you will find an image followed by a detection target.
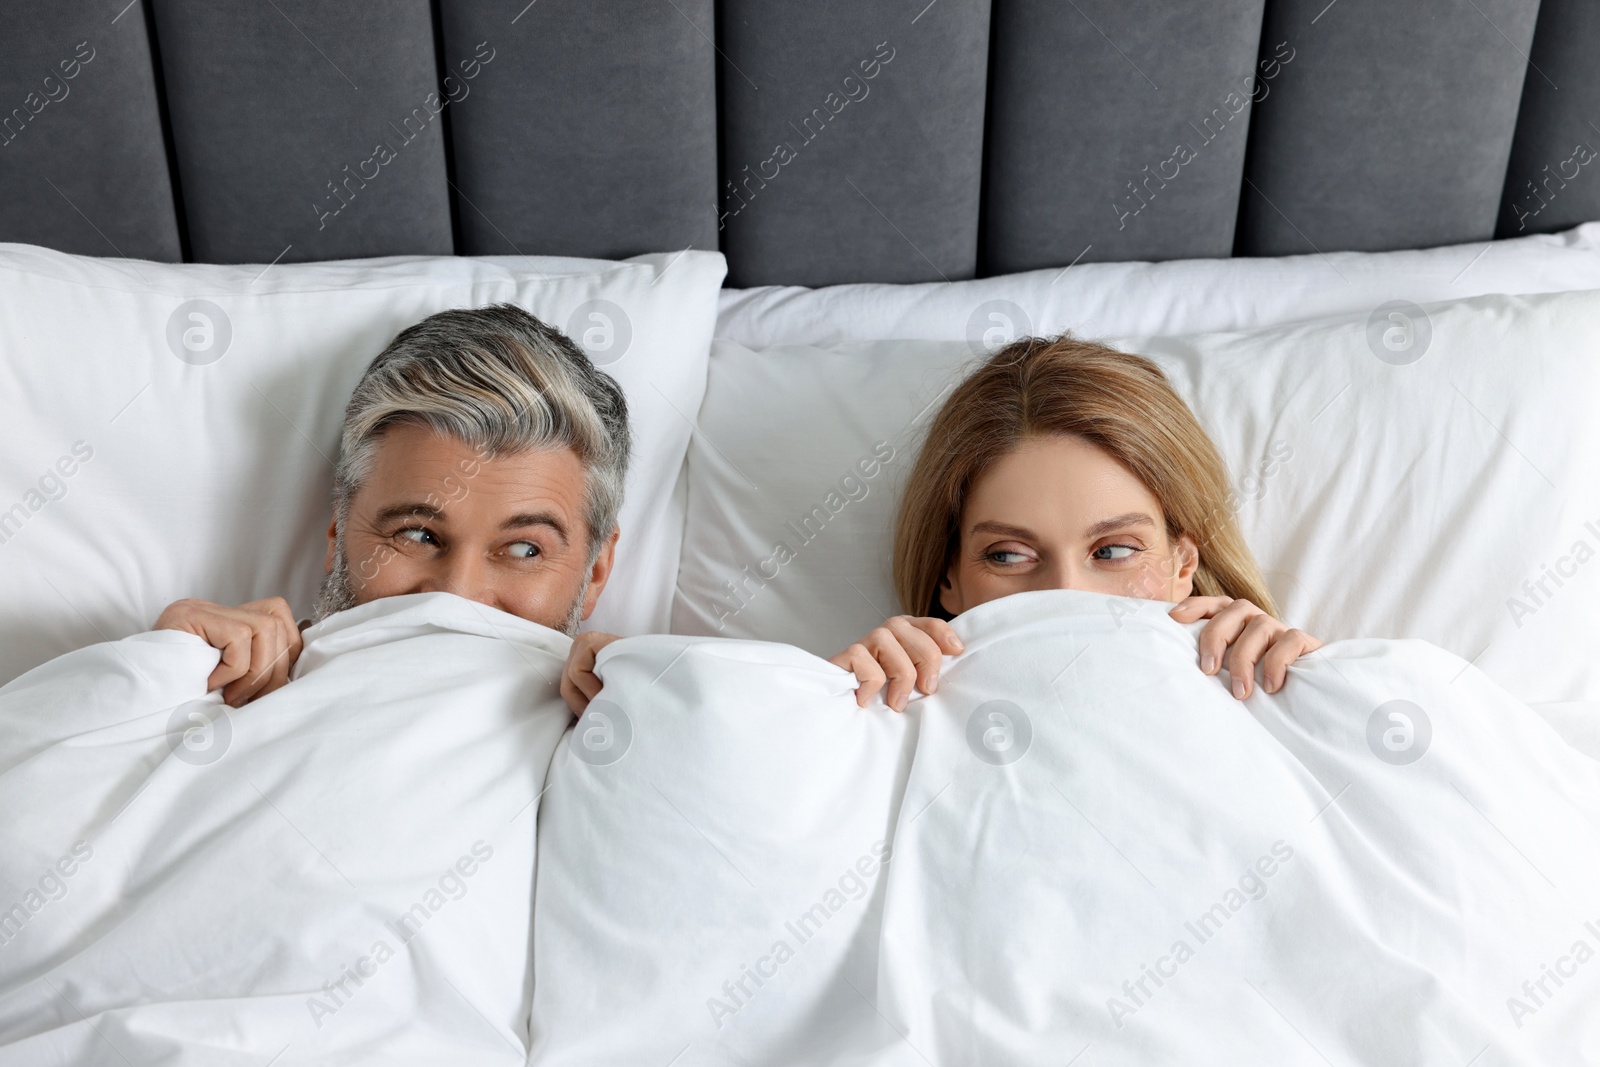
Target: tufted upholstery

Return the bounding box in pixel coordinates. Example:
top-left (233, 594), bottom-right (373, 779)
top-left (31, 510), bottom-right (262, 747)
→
top-left (0, 0), bottom-right (1591, 285)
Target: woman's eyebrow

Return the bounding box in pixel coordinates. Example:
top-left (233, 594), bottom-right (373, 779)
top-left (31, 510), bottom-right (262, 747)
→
top-left (969, 520), bottom-right (1037, 540)
top-left (1081, 512), bottom-right (1156, 538)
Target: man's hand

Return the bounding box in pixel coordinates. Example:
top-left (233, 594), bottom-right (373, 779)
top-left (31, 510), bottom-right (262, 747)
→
top-left (153, 597), bottom-right (304, 707)
top-left (562, 632), bottom-right (622, 714)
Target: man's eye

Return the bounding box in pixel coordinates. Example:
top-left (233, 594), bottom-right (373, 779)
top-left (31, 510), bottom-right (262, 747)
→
top-left (398, 527), bottom-right (434, 545)
top-left (1094, 543), bottom-right (1139, 561)
top-left (508, 541), bottom-right (540, 560)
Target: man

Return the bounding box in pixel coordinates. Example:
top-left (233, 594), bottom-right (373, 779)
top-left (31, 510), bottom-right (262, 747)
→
top-left (152, 304), bottom-right (630, 707)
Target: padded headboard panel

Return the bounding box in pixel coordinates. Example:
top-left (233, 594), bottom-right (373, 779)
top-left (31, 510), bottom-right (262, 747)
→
top-left (2, 0), bottom-right (1596, 286)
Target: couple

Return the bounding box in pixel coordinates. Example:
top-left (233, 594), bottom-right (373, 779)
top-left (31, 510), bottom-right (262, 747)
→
top-left (155, 305), bottom-right (1323, 713)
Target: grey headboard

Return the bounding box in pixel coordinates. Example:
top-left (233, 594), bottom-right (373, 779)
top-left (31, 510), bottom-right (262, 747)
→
top-left (2, 0), bottom-right (1595, 289)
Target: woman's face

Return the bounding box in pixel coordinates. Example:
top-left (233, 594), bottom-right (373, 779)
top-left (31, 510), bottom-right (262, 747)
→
top-left (939, 434), bottom-right (1199, 616)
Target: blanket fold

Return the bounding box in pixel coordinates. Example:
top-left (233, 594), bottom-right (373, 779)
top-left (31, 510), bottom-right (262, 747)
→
top-left (0, 592), bottom-right (571, 1067)
top-left (532, 589), bottom-right (1600, 1066)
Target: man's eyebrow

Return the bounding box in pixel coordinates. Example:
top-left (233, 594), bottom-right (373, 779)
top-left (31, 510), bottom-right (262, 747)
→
top-left (1081, 511), bottom-right (1156, 538)
top-left (372, 502), bottom-right (444, 527)
top-left (500, 511), bottom-right (569, 545)
top-left (369, 504), bottom-right (570, 546)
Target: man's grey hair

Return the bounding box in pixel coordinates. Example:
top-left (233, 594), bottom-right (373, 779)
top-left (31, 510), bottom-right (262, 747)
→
top-left (332, 303), bottom-right (631, 562)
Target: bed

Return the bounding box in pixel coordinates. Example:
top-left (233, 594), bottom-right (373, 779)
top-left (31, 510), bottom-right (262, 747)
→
top-left (3, 2), bottom-right (1600, 1064)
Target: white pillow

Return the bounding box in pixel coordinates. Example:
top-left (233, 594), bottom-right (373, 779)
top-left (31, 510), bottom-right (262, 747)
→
top-left (0, 244), bottom-right (725, 685)
top-left (672, 289), bottom-right (1600, 708)
top-left (717, 221), bottom-right (1600, 348)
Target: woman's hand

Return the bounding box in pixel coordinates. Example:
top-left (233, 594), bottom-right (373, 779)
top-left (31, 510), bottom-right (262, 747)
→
top-left (827, 616), bottom-right (966, 712)
top-left (1168, 596), bottom-right (1322, 699)
top-left (562, 631), bottom-right (623, 714)
top-left (153, 596), bottom-right (303, 708)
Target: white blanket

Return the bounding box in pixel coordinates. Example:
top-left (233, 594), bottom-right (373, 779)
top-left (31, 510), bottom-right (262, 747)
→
top-left (5, 589), bottom-right (1598, 1065)
top-left (532, 589), bottom-right (1600, 1065)
top-left (0, 593), bottom-right (570, 1066)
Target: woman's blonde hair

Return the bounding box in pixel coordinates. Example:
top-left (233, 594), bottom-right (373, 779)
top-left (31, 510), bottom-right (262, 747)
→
top-left (893, 334), bottom-right (1278, 618)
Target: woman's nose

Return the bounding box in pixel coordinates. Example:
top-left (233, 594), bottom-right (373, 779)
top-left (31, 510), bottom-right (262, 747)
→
top-left (1037, 563), bottom-right (1082, 593)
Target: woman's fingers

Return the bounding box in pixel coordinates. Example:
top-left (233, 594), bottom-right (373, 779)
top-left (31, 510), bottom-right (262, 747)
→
top-left (907, 617), bottom-right (965, 655)
top-left (1260, 628), bottom-right (1323, 694)
top-left (886, 616), bottom-right (953, 695)
top-left (1221, 612), bottom-right (1282, 699)
top-left (834, 644), bottom-right (887, 708)
top-left (828, 617), bottom-right (966, 712)
top-left (1168, 595), bottom-right (1232, 623)
top-left (1177, 597), bottom-right (1325, 698)
top-left (862, 627), bottom-right (918, 712)
top-left (1188, 598), bottom-right (1258, 676)
top-left (1170, 596), bottom-right (1233, 672)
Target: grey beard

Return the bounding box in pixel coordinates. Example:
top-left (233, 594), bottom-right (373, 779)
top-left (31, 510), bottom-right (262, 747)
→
top-left (311, 532), bottom-right (590, 637)
top-left (560, 575), bottom-right (590, 637)
top-left (309, 535), bottom-right (359, 625)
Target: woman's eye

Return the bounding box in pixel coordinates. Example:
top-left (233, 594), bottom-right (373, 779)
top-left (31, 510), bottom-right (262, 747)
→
top-left (1093, 543), bottom-right (1139, 562)
top-left (987, 550), bottom-right (1030, 565)
top-left (508, 541), bottom-right (541, 560)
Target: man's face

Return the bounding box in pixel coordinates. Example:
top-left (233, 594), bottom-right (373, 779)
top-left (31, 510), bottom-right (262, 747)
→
top-left (314, 422), bottom-right (617, 633)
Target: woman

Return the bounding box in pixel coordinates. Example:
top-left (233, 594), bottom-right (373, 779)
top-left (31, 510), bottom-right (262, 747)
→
top-left (562, 335), bottom-right (1321, 713)
top-left (824, 334), bottom-right (1322, 712)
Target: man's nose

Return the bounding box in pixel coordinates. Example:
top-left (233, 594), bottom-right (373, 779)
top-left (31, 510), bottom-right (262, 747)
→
top-left (421, 553), bottom-right (498, 608)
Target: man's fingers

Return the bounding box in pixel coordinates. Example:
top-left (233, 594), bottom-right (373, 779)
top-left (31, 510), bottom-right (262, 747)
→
top-left (262, 639), bottom-right (294, 699)
top-left (560, 673), bottom-right (590, 715)
top-left (204, 619), bottom-right (255, 692)
top-left (225, 623), bottom-right (285, 707)
top-left (243, 596), bottom-right (298, 632)
top-left (261, 617), bottom-right (300, 697)
top-left (561, 633), bottom-right (622, 714)
top-left (574, 667), bottom-right (603, 701)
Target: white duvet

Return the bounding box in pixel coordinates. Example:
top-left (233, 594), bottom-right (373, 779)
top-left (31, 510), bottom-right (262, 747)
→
top-left (534, 589), bottom-right (1600, 1066)
top-left (0, 593), bottom-right (570, 1066)
top-left (3, 590), bottom-right (1598, 1065)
